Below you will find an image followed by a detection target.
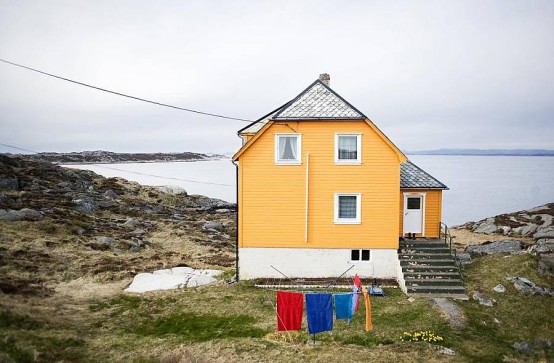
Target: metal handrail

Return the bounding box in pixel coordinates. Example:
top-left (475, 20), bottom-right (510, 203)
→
top-left (440, 222), bottom-right (464, 280)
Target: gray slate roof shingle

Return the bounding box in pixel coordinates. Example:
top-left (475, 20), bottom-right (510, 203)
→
top-left (273, 80), bottom-right (365, 120)
top-left (401, 162), bottom-right (448, 189)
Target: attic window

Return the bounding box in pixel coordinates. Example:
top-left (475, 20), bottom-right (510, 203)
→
top-left (335, 134), bottom-right (361, 164)
top-left (275, 134), bottom-right (301, 165)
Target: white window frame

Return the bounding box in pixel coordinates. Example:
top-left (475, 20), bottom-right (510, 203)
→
top-left (274, 134), bottom-right (302, 165)
top-left (351, 249), bottom-right (371, 262)
top-left (335, 133), bottom-right (362, 165)
top-left (334, 193), bottom-right (361, 224)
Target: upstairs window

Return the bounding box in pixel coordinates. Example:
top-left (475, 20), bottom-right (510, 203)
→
top-left (275, 134), bottom-right (301, 164)
top-left (335, 134), bottom-right (361, 164)
top-left (334, 193), bottom-right (361, 224)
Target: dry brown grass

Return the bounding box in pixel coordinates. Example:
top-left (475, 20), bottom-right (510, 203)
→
top-left (450, 229), bottom-right (534, 251)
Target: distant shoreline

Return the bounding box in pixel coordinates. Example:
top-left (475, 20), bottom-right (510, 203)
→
top-left (405, 148), bottom-right (554, 157)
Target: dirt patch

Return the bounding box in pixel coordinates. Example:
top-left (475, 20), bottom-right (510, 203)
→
top-left (0, 276), bottom-right (54, 296)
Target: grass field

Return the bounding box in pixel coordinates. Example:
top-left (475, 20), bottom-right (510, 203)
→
top-left (1, 252), bottom-right (553, 362)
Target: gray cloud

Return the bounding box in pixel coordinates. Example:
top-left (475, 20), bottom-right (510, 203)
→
top-left (1, 0), bottom-right (553, 154)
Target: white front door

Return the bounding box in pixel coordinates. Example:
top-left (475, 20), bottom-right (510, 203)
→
top-left (403, 194), bottom-right (424, 235)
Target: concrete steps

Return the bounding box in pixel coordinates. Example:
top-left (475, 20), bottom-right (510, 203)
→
top-left (398, 238), bottom-right (466, 297)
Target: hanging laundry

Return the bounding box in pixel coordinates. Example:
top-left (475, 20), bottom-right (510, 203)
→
top-left (333, 293), bottom-right (353, 320)
top-left (305, 293), bottom-right (333, 334)
top-left (362, 286), bottom-right (373, 332)
top-left (352, 274), bottom-right (362, 311)
top-left (276, 291), bottom-right (303, 331)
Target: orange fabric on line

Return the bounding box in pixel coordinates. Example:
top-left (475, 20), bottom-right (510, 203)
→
top-left (362, 287), bottom-right (372, 332)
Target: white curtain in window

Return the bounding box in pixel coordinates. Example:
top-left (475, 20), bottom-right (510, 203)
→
top-left (279, 136), bottom-right (297, 160)
top-left (338, 196), bottom-right (357, 218)
top-left (338, 136), bottom-right (357, 160)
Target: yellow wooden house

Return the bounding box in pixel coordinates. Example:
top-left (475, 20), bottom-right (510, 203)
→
top-left (232, 74), bottom-right (448, 279)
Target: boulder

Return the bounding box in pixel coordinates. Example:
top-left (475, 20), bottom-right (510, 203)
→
top-left (520, 223), bottom-right (538, 236)
top-left (123, 218), bottom-right (141, 228)
top-left (0, 177), bottom-right (18, 191)
top-left (97, 236), bottom-right (117, 245)
top-left (513, 341), bottom-right (532, 354)
top-left (472, 292), bottom-right (494, 307)
top-left (103, 189), bottom-right (118, 199)
top-left (538, 255), bottom-right (554, 276)
top-left (0, 208), bottom-right (43, 222)
top-left (0, 193), bottom-right (7, 203)
top-left (513, 277), bottom-right (535, 294)
top-left (156, 185), bottom-right (187, 195)
top-left (473, 218), bottom-right (498, 234)
top-left (492, 284), bottom-right (506, 293)
top-left (456, 252), bottom-right (472, 265)
top-left (72, 198), bottom-right (95, 215)
top-left (465, 240), bottom-right (522, 256)
top-left (203, 221), bottom-right (225, 231)
top-left (533, 227), bottom-right (554, 240)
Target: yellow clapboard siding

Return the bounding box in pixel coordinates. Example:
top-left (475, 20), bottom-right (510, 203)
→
top-left (398, 189), bottom-right (443, 238)
top-left (237, 121), bottom-right (400, 249)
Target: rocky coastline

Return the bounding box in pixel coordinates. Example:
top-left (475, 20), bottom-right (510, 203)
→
top-left (4, 150), bottom-right (226, 165)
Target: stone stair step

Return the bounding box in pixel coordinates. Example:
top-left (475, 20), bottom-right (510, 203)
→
top-left (400, 241), bottom-right (449, 248)
top-left (399, 253), bottom-right (454, 260)
top-left (406, 286), bottom-right (466, 295)
top-left (402, 266), bottom-right (459, 273)
top-left (405, 279), bottom-right (463, 286)
top-left (400, 260), bottom-right (458, 268)
top-left (399, 247), bottom-right (451, 254)
top-left (404, 272), bottom-right (461, 278)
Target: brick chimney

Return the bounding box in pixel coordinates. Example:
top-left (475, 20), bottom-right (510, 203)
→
top-left (319, 73), bottom-right (330, 86)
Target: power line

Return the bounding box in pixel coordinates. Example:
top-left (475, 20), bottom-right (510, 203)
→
top-left (0, 58), bottom-right (254, 123)
top-left (0, 142), bottom-right (235, 187)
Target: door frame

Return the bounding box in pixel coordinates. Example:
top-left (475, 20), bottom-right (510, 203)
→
top-left (402, 192), bottom-right (426, 237)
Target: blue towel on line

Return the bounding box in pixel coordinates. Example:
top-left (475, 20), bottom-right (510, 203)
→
top-left (305, 293), bottom-right (333, 334)
top-left (334, 293), bottom-right (353, 320)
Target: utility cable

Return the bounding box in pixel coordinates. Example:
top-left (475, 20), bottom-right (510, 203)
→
top-left (0, 58), bottom-right (254, 123)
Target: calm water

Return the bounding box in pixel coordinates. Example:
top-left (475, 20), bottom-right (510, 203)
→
top-left (67, 156), bottom-right (554, 226)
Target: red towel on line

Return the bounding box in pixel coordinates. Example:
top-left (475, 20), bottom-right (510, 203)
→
top-left (276, 290), bottom-right (303, 331)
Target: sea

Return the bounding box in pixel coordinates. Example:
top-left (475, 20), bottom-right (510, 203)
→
top-left (66, 155), bottom-right (554, 227)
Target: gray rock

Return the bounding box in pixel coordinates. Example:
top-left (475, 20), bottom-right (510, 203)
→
top-left (129, 246), bottom-right (140, 253)
top-left (113, 248), bottom-right (123, 255)
top-left (534, 227), bottom-right (554, 240)
top-left (538, 255), bottom-right (554, 276)
top-left (534, 239), bottom-right (554, 254)
top-left (536, 214), bottom-right (554, 228)
top-left (203, 221), bottom-right (225, 231)
top-left (513, 278), bottom-right (535, 294)
top-left (0, 193), bottom-right (7, 203)
top-left (465, 240), bottom-right (522, 256)
top-left (436, 346), bottom-right (456, 356)
top-left (215, 208), bottom-right (231, 213)
top-left (98, 236), bottom-right (117, 244)
top-left (132, 228), bottom-right (146, 235)
top-left (473, 218), bottom-right (498, 234)
top-left (456, 252), bottom-right (472, 264)
top-left (472, 292), bottom-right (494, 307)
top-left (123, 218), bottom-right (141, 228)
top-left (96, 200), bottom-right (118, 208)
top-left (520, 223), bottom-right (538, 236)
top-left (103, 189), bottom-right (118, 199)
top-left (156, 185), bottom-right (187, 195)
top-left (72, 198), bottom-right (95, 215)
top-left (534, 339), bottom-right (553, 350)
top-left (492, 284), bottom-right (506, 293)
top-left (0, 177), bottom-right (18, 191)
top-left (513, 341), bottom-right (532, 354)
top-left (0, 208), bottom-right (42, 222)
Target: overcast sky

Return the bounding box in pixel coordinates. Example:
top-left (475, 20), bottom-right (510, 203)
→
top-left (1, 0), bottom-right (553, 154)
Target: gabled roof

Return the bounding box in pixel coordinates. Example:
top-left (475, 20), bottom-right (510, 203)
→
top-left (273, 80), bottom-right (365, 120)
top-left (400, 161), bottom-right (448, 189)
top-left (233, 76), bottom-right (408, 162)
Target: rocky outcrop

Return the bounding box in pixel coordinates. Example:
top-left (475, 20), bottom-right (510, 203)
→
top-left (465, 240), bottom-right (522, 256)
top-left (19, 150), bottom-right (224, 164)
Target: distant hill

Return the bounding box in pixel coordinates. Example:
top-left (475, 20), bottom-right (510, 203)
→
top-left (405, 148), bottom-right (554, 156)
top-left (0, 150), bottom-right (226, 164)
